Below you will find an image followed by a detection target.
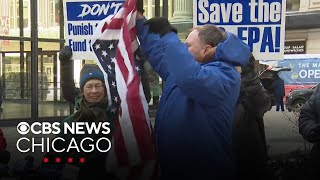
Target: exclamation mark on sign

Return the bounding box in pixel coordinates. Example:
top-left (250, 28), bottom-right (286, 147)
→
top-left (275, 27), bottom-right (280, 52)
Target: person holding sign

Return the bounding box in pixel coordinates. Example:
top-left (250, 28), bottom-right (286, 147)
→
top-left (136, 11), bottom-right (251, 179)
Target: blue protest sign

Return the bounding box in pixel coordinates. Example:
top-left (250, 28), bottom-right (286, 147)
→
top-left (278, 56), bottom-right (320, 85)
top-left (63, 0), bottom-right (124, 60)
top-left (194, 0), bottom-right (286, 61)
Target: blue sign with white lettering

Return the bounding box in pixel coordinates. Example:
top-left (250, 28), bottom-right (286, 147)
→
top-left (63, 0), bottom-right (124, 60)
top-left (66, 1), bottom-right (124, 21)
top-left (194, 0), bottom-right (286, 61)
top-left (278, 58), bottom-right (320, 85)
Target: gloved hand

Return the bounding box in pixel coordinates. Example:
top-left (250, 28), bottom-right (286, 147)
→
top-left (59, 46), bottom-right (73, 61)
top-left (144, 17), bottom-right (177, 37)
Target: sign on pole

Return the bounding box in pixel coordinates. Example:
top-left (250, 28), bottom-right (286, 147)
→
top-left (194, 0), bottom-right (286, 61)
top-left (63, 0), bottom-right (124, 60)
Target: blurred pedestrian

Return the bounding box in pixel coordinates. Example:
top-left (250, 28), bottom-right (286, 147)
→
top-left (272, 75), bottom-right (285, 111)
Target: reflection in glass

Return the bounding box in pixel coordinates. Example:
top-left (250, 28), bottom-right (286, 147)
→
top-left (287, 0), bottom-right (300, 11)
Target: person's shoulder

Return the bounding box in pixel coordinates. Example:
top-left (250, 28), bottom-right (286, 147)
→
top-left (205, 61), bottom-right (238, 73)
top-left (315, 84), bottom-right (320, 93)
top-left (61, 114), bottom-right (76, 124)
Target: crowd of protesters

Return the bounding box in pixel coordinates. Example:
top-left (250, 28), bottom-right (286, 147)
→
top-left (1, 6), bottom-right (320, 180)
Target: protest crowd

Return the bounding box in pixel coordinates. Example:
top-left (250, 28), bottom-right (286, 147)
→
top-left (1, 0), bottom-right (320, 180)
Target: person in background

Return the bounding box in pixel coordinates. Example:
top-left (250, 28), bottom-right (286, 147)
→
top-left (232, 55), bottom-right (272, 180)
top-left (272, 74), bottom-right (285, 111)
top-left (144, 61), bottom-right (161, 108)
top-left (136, 11), bottom-right (251, 179)
top-left (204, 49), bottom-right (272, 179)
top-left (298, 83), bottom-right (320, 180)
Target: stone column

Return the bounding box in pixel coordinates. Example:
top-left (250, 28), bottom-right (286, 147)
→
top-left (171, 0), bottom-right (193, 22)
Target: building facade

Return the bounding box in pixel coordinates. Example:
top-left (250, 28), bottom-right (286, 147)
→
top-left (0, 0), bottom-right (319, 122)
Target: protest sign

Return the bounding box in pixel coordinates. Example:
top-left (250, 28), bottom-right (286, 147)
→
top-left (63, 0), bottom-right (124, 60)
top-left (194, 0), bottom-right (286, 60)
top-left (278, 56), bottom-right (320, 85)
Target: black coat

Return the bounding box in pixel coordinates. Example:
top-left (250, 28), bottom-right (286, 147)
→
top-left (272, 77), bottom-right (285, 99)
top-left (299, 84), bottom-right (320, 143)
top-left (298, 84), bottom-right (320, 179)
top-left (233, 70), bottom-right (271, 180)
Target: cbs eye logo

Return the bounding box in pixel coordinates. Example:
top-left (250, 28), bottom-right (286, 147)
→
top-left (17, 122), bottom-right (30, 135)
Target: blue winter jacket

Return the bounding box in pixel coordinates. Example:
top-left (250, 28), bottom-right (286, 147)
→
top-left (136, 19), bottom-right (251, 180)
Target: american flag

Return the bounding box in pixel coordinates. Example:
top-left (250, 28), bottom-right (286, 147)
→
top-left (91, 0), bottom-right (157, 179)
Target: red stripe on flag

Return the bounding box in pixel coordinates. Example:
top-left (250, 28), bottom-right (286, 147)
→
top-left (115, 48), bottom-right (129, 83)
top-left (127, 75), bottom-right (157, 160)
top-left (102, 18), bottom-right (123, 33)
top-left (122, 23), bottom-right (136, 69)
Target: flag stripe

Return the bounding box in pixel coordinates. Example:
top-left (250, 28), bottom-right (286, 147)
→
top-left (102, 18), bottom-right (123, 32)
top-left (127, 74), bottom-right (156, 160)
top-left (119, 8), bottom-right (156, 160)
top-left (116, 48), bottom-right (129, 83)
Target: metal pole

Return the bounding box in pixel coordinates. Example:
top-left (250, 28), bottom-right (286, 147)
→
top-left (162, 0), bottom-right (168, 18)
top-left (155, 0), bottom-right (160, 17)
top-left (19, 0), bottom-right (25, 99)
top-left (31, 0), bottom-right (38, 119)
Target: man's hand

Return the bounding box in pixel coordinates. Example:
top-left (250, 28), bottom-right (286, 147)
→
top-left (144, 17), bottom-right (177, 37)
top-left (59, 46), bottom-right (73, 61)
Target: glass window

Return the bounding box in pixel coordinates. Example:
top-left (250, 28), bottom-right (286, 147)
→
top-left (49, 0), bottom-right (54, 27)
top-left (5, 0), bottom-right (31, 37)
top-left (38, 0), bottom-right (60, 38)
top-left (0, 40), bottom-right (31, 119)
top-left (23, 0), bottom-right (29, 28)
top-left (38, 43), bottom-right (71, 118)
top-left (287, 0), bottom-right (300, 11)
top-left (54, 0), bottom-right (60, 26)
top-left (9, 0), bottom-right (18, 29)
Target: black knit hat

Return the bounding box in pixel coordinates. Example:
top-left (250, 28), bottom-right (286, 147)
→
top-left (80, 64), bottom-right (104, 90)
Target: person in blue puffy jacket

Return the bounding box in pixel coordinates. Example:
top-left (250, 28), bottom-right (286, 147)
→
top-left (136, 12), bottom-right (251, 180)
